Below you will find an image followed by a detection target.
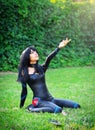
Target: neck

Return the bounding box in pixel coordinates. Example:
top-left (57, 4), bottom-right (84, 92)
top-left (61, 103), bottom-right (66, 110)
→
top-left (29, 61), bottom-right (38, 67)
top-left (30, 61), bottom-right (37, 64)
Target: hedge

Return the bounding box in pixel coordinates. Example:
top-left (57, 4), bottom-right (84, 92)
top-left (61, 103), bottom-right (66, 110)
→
top-left (0, 0), bottom-right (95, 71)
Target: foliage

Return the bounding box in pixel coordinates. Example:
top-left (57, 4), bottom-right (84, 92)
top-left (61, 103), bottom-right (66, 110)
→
top-left (0, 67), bottom-right (95, 129)
top-left (0, 0), bottom-right (95, 71)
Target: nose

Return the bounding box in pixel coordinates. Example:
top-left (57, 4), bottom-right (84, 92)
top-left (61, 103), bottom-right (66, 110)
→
top-left (34, 51), bottom-right (38, 56)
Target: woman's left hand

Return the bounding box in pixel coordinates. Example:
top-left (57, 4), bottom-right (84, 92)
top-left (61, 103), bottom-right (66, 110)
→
top-left (58, 38), bottom-right (71, 49)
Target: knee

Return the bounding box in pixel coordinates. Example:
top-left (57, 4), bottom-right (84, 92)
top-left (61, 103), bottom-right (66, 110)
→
top-left (74, 103), bottom-right (81, 108)
top-left (54, 106), bottom-right (62, 113)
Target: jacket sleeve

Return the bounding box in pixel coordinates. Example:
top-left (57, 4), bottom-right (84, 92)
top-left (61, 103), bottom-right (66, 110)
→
top-left (20, 82), bottom-right (27, 108)
top-left (42, 48), bottom-right (60, 72)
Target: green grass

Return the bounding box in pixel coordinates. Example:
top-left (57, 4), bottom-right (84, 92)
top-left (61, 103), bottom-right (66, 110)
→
top-left (0, 67), bottom-right (95, 130)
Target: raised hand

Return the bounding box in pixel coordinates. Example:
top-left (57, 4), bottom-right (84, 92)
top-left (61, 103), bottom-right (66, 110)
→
top-left (58, 38), bottom-right (71, 49)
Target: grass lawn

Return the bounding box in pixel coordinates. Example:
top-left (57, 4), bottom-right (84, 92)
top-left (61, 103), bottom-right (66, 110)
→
top-left (0, 67), bottom-right (95, 130)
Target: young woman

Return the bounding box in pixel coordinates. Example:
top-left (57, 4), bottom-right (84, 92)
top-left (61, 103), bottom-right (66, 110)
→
top-left (17, 38), bottom-right (80, 115)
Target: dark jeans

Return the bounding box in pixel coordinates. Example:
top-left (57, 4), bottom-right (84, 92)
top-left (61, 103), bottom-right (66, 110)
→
top-left (27, 97), bottom-right (80, 113)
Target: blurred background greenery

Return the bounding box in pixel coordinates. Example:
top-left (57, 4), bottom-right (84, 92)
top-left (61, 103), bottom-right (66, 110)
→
top-left (0, 0), bottom-right (95, 71)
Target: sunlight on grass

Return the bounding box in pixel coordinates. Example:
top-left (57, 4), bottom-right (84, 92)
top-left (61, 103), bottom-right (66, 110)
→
top-left (0, 67), bottom-right (95, 130)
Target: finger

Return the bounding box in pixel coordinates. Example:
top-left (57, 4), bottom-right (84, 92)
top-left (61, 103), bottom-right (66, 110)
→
top-left (66, 38), bottom-right (68, 41)
top-left (69, 39), bottom-right (71, 42)
top-left (66, 38), bottom-right (71, 42)
top-left (68, 39), bottom-right (71, 42)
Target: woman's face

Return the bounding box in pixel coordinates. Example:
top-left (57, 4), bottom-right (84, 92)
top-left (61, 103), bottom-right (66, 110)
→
top-left (30, 49), bottom-right (39, 63)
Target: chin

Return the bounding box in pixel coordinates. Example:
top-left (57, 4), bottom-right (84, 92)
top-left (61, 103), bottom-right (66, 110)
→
top-left (36, 59), bottom-right (39, 62)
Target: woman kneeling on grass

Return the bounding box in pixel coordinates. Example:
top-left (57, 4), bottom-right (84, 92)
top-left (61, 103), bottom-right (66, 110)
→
top-left (17, 38), bottom-right (80, 115)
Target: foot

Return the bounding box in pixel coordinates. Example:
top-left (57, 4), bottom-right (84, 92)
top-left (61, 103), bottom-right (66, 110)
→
top-left (62, 110), bottom-right (67, 116)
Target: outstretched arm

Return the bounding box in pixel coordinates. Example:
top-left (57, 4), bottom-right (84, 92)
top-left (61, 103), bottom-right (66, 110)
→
top-left (42, 38), bottom-right (71, 72)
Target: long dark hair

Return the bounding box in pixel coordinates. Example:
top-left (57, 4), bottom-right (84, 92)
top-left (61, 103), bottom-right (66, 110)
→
top-left (17, 46), bottom-right (39, 83)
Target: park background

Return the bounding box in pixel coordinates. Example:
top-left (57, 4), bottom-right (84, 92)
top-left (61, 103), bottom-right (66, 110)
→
top-left (0, 0), bottom-right (95, 130)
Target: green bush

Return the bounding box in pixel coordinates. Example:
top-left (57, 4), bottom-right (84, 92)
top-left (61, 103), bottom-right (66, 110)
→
top-left (0, 0), bottom-right (95, 71)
